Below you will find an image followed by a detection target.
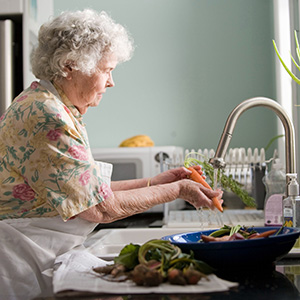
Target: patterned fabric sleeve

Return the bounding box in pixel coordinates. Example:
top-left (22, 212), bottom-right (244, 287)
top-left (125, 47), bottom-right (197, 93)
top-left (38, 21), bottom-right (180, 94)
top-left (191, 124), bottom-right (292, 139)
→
top-left (0, 82), bottom-right (113, 221)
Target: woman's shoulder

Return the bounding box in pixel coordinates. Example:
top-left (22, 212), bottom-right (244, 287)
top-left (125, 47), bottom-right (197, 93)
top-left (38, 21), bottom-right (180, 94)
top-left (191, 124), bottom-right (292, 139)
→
top-left (14, 81), bottom-right (69, 115)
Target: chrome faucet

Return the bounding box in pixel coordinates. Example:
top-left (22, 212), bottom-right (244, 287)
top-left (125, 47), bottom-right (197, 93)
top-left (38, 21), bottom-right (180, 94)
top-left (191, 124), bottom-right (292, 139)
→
top-left (209, 97), bottom-right (297, 196)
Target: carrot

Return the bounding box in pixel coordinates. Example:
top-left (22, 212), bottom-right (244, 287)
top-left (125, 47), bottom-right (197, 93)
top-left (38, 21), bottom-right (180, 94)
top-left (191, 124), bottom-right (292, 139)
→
top-left (201, 234), bottom-right (230, 243)
top-left (248, 229), bottom-right (277, 239)
top-left (188, 167), bottom-right (223, 212)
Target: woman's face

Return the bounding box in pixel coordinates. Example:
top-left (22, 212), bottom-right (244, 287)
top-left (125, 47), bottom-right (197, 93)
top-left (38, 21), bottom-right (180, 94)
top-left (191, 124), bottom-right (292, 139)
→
top-left (61, 54), bottom-right (118, 114)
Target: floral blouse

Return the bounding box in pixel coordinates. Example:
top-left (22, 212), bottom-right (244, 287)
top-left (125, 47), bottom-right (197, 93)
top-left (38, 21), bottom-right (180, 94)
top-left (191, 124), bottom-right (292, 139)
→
top-left (0, 81), bottom-right (113, 221)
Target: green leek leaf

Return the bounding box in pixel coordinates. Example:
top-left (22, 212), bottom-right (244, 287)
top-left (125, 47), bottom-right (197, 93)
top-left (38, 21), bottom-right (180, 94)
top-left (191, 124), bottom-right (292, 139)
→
top-left (114, 243), bottom-right (140, 270)
top-left (294, 30), bottom-right (300, 63)
top-left (273, 40), bottom-right (300, 85)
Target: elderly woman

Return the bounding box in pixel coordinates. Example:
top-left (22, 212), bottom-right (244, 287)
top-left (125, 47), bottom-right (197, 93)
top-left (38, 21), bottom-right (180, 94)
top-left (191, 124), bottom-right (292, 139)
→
top-left (0, 9), bottom-right (222, 299)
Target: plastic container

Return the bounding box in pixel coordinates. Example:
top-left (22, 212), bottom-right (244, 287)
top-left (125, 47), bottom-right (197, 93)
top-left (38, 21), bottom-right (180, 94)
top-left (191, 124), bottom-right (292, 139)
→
top-left (283, 173), bottom-right (300, 228)
top-left (263, 158), bottom-right (286, 226)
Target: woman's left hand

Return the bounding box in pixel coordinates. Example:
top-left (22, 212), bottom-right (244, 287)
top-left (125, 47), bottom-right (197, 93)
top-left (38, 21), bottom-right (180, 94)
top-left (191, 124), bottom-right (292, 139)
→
top-left (149, 166), bottom-right (205, 186)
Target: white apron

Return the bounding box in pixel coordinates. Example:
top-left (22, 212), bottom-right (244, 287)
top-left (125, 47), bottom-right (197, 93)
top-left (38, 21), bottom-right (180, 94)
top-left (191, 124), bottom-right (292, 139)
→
top-left (0, 216), bottom-right (97, 300)
top-left (0, 161), bottom-right (113, 300)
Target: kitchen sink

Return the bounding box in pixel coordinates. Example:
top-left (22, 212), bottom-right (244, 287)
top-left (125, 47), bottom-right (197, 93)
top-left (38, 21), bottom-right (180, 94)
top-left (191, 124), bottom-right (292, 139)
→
top-left (85, 227), bottom-right (300, 260)
top-left (85, 227), bottom-right (197, 259)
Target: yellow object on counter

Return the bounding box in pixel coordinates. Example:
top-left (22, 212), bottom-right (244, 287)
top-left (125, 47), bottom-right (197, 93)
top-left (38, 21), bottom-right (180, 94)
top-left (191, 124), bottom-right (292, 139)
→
top-left (119, 135), bottom-right (154, 147)
top-left (293, 237), bottom-right (300, 248)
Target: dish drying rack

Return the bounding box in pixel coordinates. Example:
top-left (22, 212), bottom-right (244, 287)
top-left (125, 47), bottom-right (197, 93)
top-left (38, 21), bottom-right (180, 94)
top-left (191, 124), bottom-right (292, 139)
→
top-left (159, 147), bottom-right (269, 226)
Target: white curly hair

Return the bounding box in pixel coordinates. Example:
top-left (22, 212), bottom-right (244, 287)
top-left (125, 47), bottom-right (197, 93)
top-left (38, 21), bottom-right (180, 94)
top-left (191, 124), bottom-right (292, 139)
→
top-left (31, 9), bottom-right (134, 80)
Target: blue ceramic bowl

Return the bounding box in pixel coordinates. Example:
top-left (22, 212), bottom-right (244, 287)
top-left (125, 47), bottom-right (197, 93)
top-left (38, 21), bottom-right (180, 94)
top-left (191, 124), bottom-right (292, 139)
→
top-left (162, 227), bottom-right (300, 269)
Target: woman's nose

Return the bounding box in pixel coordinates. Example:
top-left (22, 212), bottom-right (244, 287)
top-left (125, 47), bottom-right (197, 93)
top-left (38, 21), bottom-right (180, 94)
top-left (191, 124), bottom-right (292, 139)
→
top-left (107, 75), bottom-right (115, 87)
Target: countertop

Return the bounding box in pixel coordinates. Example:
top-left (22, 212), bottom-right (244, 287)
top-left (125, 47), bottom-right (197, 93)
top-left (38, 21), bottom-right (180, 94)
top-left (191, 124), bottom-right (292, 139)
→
top-left (39, 259), bottom-right (300, 300)
top-left (38, 212), bottom-right (300, 299)
top-left (39, 258), bottom-right (300, 300)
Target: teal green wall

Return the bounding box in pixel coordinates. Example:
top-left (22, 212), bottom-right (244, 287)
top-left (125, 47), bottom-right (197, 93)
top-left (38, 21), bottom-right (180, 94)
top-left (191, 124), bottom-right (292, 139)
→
top-left (54, 0), bottom-right (277, 159)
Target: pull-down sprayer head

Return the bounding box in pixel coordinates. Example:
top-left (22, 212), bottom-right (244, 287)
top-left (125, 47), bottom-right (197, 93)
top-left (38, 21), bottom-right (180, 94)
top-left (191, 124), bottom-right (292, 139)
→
top-left (209, 97), bottom-right (297, 196)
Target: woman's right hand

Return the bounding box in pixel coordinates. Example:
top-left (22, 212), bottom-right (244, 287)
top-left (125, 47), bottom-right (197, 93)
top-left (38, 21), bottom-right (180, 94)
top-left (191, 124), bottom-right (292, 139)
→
top-left (149, 166), bottom-right (204, 186)
top-left (177, 179), bottom-right (223, 210)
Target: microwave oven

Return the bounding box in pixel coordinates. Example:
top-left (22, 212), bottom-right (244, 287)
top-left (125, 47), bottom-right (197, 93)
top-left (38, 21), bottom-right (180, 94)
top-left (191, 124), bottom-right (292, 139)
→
top-left (91, 146), bottom-right (186, 212)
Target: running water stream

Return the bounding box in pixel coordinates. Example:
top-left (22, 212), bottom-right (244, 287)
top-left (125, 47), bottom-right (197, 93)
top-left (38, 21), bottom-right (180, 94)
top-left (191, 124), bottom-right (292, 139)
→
top-left (213, 169), bottom-right (218, 191)
top-left (196, 168), bottom-right (224, 229)
top-left (213, 168), bottom-right (224, 225)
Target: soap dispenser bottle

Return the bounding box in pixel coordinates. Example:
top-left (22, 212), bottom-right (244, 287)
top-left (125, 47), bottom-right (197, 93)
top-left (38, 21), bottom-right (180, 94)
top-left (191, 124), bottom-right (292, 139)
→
top-left (283, 173), bottom-right (300, 227)
top-left (263, 158), bottom-right (286, 226)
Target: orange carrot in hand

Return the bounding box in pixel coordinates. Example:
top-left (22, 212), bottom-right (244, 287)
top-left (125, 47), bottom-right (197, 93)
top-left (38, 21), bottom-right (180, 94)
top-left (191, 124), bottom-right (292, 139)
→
top-left (188, 167), bottom-right (223, 212)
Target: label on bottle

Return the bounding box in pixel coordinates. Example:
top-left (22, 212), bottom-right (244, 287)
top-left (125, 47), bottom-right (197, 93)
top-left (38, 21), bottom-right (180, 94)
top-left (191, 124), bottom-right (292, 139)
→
top-left (295, 199), bottom-right (300, 228)
top-left (264, 194), bottom-right (283, 226)
top-left (283, 207), bottom-right (293, 227)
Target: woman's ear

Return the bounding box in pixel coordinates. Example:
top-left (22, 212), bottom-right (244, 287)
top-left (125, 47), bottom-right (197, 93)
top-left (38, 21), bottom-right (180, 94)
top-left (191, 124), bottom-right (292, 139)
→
top-left (63, 61), bottom-right (75, 80)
